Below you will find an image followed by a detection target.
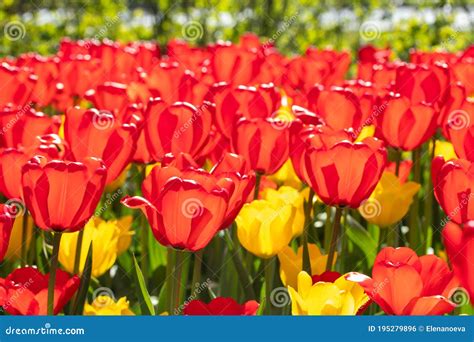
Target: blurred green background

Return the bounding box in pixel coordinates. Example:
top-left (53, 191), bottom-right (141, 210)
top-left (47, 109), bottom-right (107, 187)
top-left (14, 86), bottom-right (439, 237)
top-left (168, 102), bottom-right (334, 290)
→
top-left (0, 0), bottom-right (473, 58)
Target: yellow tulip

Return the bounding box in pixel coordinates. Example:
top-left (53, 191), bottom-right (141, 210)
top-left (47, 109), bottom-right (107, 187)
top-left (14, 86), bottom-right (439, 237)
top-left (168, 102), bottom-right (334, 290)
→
top-left (359, 172), bottom-right (420, 227)
top-left (355, 125), bottom-right (375, 142)
top-left (59, 216), bottom-right (134, 277)
top-left (432, 140), bottom-right (458, 161)
top-left (84, 296), bottom-right (134, 315)
top-left (288, 271), bottom-right (369, 315)
top-left (236, 199), bottom-right (294, 258)
top-left (5, 214), bottom-right (33, 260)
top-left (261, 186), bottom-right (308, 237)
top-left (268, 159), bottom-right (302, 189)
top-left (278, 244), bottom-right (335, 289)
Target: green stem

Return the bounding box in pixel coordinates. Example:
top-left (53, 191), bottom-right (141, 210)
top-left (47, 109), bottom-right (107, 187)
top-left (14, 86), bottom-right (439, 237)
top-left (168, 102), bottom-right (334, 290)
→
top-left (191, 250), bottom-right (203, 296)
top-left (324, 206), bottom-right (332, 252)
top-left (409, 148), bottom-right (421, 251)
top-left (386, 224), bottom-right (398, 247)
top-left (224, 229), bottom-right (256, 299)
top-left (253, 172), bottom-right (262, 200)
top-left (140, 215), bottom-right (149, 280)
top-left (172, 250), bottom-right (185, 314)
top-left (20, 213), bottom-right (29, 267)
top-left (301, 189), bottom-right (314, 274)
top-left (47, 232), bottom-right (62, 315)
top-left (394, 148), bottom-right (401, 177)
top-left (423, 138), bottom-right (436, 253)
top-left (264, 257), bottom-right (275, 315)
top-left (326, 207), bottom-right (343, 271)
top-left (166, 248), bottom-right (175, 314)
top-left (73, 230), bottom-right (84, 275)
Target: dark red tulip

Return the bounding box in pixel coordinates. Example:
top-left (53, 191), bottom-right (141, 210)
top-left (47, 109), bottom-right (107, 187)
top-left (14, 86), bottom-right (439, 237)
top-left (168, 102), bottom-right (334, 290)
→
top-left (376, 94), bottom-right (437, 151)
top-left (432, 157), bottom-right (474, 225)
top-left (231, 117), bottom-right (289, 175)
top-left (0, 107), bottom-right (60, 148)
top-left (443, 221), bottom-right (474, 304)
top-left (0, 203), bottom-right (15, 262)
top-left (64, 107), bottom-right (139, 184)
top-left (347, 247), bottom-right (456, 315)
top-left (304, 137), bottom-right (387, 208)
top-left (143, 99), bottom-right (213, 162)
top-left (184, 297), bottom-right (259, 315)
top-left (358, 45), bottom-right (391, 64)
top-left (212, 82), bottom-right (281, 138)
top-left (0, 266), bottom-right (79, 315)
top-left (22, 155), bottom-right (107, 232)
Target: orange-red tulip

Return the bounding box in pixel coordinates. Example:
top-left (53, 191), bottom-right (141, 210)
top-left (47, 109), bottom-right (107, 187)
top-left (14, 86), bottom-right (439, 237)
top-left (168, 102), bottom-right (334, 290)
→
top-left (346, 247), bottom-right (457, 315)
top-left (432, 156), bottom-right (474, 224)
top-left (22, 155), bottom-right (107, 232)
top-left (64, 107), bottom-right (139, 184)
top-left (0, 266), bottom-right (79, 315)
top-left (304, 136), bottom-right (386, 208)
top-left (443, 221), bottom-right (474, 304)
top-left (0, 62), bottom-right (37, 109)
top-left (0, 203), bottom-right (15, 262)
top-left (231, 117), bottom-right (289, 175)
top-left (184, 297), bottom-right (259, 315)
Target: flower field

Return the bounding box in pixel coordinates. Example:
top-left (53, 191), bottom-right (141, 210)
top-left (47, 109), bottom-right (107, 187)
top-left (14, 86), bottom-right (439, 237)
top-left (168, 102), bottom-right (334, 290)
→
top-left (0, 2), bottom-right (473, 317)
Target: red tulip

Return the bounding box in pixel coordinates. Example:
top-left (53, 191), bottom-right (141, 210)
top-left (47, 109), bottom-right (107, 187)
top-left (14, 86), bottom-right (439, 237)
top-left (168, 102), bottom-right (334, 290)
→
top-left (231, 117), bottom-right (289, 175)
top-left (376, 94), bottom-right (437, 150)
top-left (386, 160), bottom-right (413, 183)
top-left (0, 147), bottom-right (31, 199)
top-left (358, 45), bottom-right (391, 64)
top-left (212, 82), bottom-right (281, 138)
top-left (0, 62), bottom-right (37, 109)
top-left (357, 61), bottom-right (399, 90)
top-left (121, 156), bottom-right (231, 251)
top-left (443, 221), bottom-right (474, 303)
top-left (22, 155), bottom-right (107, 232)
top-left (84, 82), bottom-right (132, 117)
top-left (0, 107), bottom-right (60, 148)
top-left (448, 125), bottom-right (474, 161)
top-left (392, 62), bottom-right (450, 107)
top-left (183, 297), bottom-right (259, 315)
top-left (305, 85), bottom-right (363, 131)
top-left (143, 99), bottom-right (213, 162)
top-left (127, 41), bottom-right (159, 72)
top-left (64, 107), bottom-right (139, 184)
top-left (346, 247), bottom-right (457, 315)
top-left (0, 203), bottom-right (15, 262)
top-left (0, 266), bottom-right (79, 315)
top-left (432, 157), bottom-right (474, 225)
top-left (304, 137), bottom-right (386, 208)
top-left (438, 83), bottom-right (469, 138)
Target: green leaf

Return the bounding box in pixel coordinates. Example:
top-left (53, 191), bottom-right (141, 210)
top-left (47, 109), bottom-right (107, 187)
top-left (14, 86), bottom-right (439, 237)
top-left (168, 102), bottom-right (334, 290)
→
top-left (345, 215), bottom-right (378, 267)
top-left (132, 254), bottom-right (155, 315)
top-left (72, 243), bottom-right (93, 315)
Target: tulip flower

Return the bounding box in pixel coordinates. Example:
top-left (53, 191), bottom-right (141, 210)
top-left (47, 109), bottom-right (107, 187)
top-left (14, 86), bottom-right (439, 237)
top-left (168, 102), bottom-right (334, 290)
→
top-left (144, 99), bottom-right (213, 162)
top-left (64, 107), bottom-right (139, 184)
top-left (304, 137), bottom-right (387, 208)
top-left (22, 155), bottom-right (107, 232)
top-left (359, 172), bottom-right (420, 227)
top-left (59, 216), bottom-right (133, 277)
top-left (231, 117), bottom-right (290, 175)
top-left (278, 244), bottom-right (334, 289)
top-left (183, 297), bottom-right (259, 315)
top-left (0, 203), bottom-right (15, 262)
top-left (122, 156), bottom-right (230, 251)
top-left (432, 157), bottom-right (474, 224)
top-left (0, 266), bottom-right (79, 315)
top-left (268, 159), bottom-right (302, 189)
top-left (4, 214), bottom-right (33, 260)
top-left (261, 186), bottom-right (308, 237)
top-left (347, 247), bottom-right (457, 315)
top-left (386, 160), bottom-right (412, 183)
top-left (443, 221), bottom-right (474, 303)
top-left (236, 198), bottom-right (294, 258)
top-left (0, 107), bottom-right (60, 148)
top-left (0, 147), bottom-right (32, 199)
top-left (212, 82), bottom-right (281, 138)
top-left (84, 296), bottom-right (135, 315)
top-left (376, 95), bottom-right (437, 151)
top-left (84, 82), bottom-right (132, 117)
top-left (288, 271), bottom-right (369, 315)
top-left (447, 124), bottom-right (474, 162)
top-left (432, 140), bottom-right (458, 161)
top-left (0, 62), bottom-right (37, 109)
